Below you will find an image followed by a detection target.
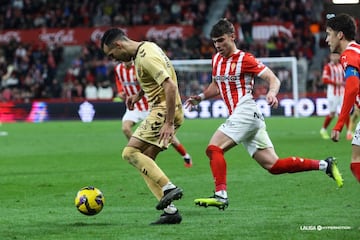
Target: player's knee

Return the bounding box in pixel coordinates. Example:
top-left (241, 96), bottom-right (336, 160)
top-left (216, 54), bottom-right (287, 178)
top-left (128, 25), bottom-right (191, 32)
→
top-left (123, 129), bottom-right (132, 139)
top-left (122, 146), bottom-right (139, 162)
top-left (205, 145), bottom-right (223, 158)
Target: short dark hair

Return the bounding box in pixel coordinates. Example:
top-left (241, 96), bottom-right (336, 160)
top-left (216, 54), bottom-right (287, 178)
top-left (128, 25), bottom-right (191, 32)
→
top-left (100, 28), bottom-right (127, 50)
top-left (210, 18), bottom-right (235, 38)
top-left (327, 13), bottom-right (356, 41)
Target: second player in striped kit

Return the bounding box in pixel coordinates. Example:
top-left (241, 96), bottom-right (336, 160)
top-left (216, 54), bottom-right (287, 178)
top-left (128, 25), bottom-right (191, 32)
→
top-left (319, 53), bottom-right (350, 140)
top-left (185, 19), bottom-right (343, 210)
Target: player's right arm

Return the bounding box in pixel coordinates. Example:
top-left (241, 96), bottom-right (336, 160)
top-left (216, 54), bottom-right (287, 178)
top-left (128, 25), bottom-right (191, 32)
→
top-left (184, 81), bottom-right (220, 109)
top-left (126, 89), bottom-right (145, 110)
top-left (331, 65), bottom-right (360, 141)
top-left (258, 67), bottom-right (280, 109)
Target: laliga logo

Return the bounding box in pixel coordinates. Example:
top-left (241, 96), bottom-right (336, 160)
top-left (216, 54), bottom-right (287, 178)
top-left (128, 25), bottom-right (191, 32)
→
top-left (39, 30), bottom-right (75, 43)
top-left (146, 27), bottom-right (183, 40)
top-left (0, 31), bottom-right (21, 42)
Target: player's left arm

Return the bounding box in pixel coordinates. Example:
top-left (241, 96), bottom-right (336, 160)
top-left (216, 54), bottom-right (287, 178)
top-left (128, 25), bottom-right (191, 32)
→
top-left (159, 77), bottom-right (177, 146)
top-left (258, 67), bottom-right (281, 108)
top-left (332, 65), bottom-right (360, 141)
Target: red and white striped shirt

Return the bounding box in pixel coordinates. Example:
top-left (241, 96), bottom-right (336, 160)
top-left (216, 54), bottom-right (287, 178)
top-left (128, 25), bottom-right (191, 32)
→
top-left (114, 62), bottom-right (149, 111)
top-left (212, 50), bottom-right (267, 115)
top-left (322, 62), bottom-right (344, 97)
top-left (334, 42), bottom-right (360, 131)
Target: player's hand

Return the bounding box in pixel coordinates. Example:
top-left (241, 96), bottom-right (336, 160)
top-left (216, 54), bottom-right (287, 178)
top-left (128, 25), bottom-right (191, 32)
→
top-left (118, 92), bottom-right (126, 101)
top-left (126, 95), bottom-right (136, 110)
top-left (184, 95), bottom-right (202, 109)
top-left (331, 129), bottom-right (340, 142)
top-left (266, 91), bottom-right (279, 108)
top-left (159, 122), bottom-right (175, 147)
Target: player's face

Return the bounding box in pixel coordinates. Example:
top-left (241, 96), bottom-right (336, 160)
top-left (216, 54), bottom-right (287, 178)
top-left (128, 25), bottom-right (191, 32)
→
top-left (103, 41), bottom-right (132, 62)
top-left (212, 33), bottom-right (236, 58)
top-left (325, 27), bottom-right (341, 54)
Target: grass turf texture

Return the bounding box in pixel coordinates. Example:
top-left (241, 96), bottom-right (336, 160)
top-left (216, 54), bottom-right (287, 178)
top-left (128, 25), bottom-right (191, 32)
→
top-left (1, 117), bottom-right (359, 240)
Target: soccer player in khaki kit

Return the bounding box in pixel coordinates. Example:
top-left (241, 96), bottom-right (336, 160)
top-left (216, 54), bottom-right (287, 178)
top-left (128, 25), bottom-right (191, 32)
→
top-left (185, 19), bottom-right (344, 210)
top-left (114, 60), bottom-right (193, 167)
top-left (101, 28), bottom-right (183, 224)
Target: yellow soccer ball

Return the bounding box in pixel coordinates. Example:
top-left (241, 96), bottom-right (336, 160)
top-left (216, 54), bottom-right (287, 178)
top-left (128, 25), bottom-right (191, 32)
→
top-left (75, 186), bottom-right (105, 216)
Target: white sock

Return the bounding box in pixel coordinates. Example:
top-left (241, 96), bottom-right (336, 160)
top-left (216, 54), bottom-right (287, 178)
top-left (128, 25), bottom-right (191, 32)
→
top-left (162, 182), bottom-right (176, 192)
top-left (319, 160), bottom-right (328, 171)
top-left (183, 153), bottom-right (190, 159)
top-left (215, 190), bottom-right (228, 198)
top-left (164, 203), bottom-right (177, 214)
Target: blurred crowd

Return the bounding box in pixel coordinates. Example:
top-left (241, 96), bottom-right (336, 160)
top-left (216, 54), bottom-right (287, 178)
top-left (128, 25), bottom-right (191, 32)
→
top-left (0, 0), bottom-right (344, 102)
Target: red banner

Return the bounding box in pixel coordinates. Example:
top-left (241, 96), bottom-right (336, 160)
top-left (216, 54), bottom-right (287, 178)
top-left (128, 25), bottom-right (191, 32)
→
top-left (0, 25), bottom-right (195, 46)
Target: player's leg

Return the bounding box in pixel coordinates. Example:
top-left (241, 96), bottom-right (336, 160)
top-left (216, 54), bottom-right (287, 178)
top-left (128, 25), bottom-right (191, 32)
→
top-left (171, 135), bottom-right (192, 167)
top-left (320, 97), bottom-right (337, 139)
top-left (250, 128), bottom-right (343, 188)
top-left (122, 120), bottom-right (134, 140)
top-left (194, 99), bottom-right (267, 210)
top-left (350, 145), bottom-right (360, 183)
top-left (350, 122), bottom-right (360, 183)
top-left (141, 145), bottom-right (182, 224)
top-left (123, 108), bottom-right (183, 217)
top-left (121, 109), bottom-right (146, 140)
top-left (193, 130), bottom-right (235, 210)
top-left (347, 105), bottom-right (359, 140)
top-left (320, 112), bottom-right (335, 139)
top-left (122, 138), bottom-right (183, 208)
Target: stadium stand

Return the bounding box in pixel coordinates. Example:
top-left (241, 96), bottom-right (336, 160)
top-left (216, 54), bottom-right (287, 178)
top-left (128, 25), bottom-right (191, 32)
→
top-left (0, 0), bottom-right (357, 102)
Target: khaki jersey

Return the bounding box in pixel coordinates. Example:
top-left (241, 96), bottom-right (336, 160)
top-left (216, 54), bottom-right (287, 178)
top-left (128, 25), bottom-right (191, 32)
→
top-left (133, 41), bottom-right (182, 108)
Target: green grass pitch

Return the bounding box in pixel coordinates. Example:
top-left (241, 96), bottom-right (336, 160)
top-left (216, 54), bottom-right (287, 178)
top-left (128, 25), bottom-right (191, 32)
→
top-left (1, 117), bottom-right (359, 240)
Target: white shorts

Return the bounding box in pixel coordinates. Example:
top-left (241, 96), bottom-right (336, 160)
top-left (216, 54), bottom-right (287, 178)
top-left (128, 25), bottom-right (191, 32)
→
top-left (122, 109), bottom-right (149, 123)
top-left (352, 121), bottom-right (360, 146)
top-left (218, 98), bottom-right (273, 157)
top-left (327, 95), bottom-right (343, 113)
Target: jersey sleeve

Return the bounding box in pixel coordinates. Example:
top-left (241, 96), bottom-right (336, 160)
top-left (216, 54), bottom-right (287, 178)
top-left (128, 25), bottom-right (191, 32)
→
top-left (341, 49), bottom-right (360, 71)
top-left (333, 50), bottom-right (360, 132)
top-left (242, 52), bottom-right (266, 75)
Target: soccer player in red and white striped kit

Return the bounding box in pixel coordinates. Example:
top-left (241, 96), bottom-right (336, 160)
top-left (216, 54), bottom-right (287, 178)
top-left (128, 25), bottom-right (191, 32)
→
top-left (185, 18), bottom-right (343, 210)
top-left (327, 13), bottom-right (360, 184)
top-left (319, 53), bottom-right (351, 140)
top-left (114, 61), bottom-right (192, 168)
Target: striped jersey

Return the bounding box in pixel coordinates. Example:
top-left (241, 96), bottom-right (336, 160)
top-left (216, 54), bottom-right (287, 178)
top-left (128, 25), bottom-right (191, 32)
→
top-left (212, 50), bottom-right (267, 115)
top-left (322, 61), bottom-right (344, 97)
top-left (341, 42), bottom-right (360, 109)
top-left (114, 62), bottom-right (149, 111)
top-left (334, 41), bottom-right (360, 131)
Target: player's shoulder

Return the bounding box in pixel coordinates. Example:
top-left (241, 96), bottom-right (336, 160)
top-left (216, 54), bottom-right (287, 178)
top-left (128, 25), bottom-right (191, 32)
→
top-left (343, 42), bottom-right (360, 57)
top-left (138, 41), bottom-right (158, 54)
top-left (114, 62), bottom-right (123, 70)
top-left (341, 43), bottom-right (360, 68)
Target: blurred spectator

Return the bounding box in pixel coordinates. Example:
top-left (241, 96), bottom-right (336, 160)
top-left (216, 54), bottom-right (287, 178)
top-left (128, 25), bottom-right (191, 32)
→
top-left (97, 80), bottom-right (113, 99)
top-left (84, 81), bottom-right (98, 100)
top-left (0, 0), bottom-right (347, 102)
top-left (49, 79), bottom-right (62, 98)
